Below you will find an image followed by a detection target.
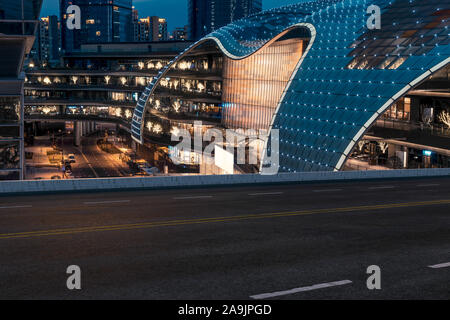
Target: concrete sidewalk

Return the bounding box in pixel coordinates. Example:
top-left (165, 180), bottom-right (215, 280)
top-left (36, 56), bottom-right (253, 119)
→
top-left (25, 136), bottom-right (66, 180)
top-left (25, 146), bottom-right (54, 166)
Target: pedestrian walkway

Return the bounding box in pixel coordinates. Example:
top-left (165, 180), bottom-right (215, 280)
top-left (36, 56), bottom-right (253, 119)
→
top-left (25, 145), bottom-right (53, 166)
top-left (25, 136), bottom-right (64, 180)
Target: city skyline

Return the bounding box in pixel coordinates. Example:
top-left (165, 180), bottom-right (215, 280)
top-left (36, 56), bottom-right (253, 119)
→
top-left (40, 0), bottom-right (303, 31)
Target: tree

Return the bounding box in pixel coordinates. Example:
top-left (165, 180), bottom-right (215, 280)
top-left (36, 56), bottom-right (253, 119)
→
top-left (378, 142), bottom-right (388, 154)
top-left (438, 110), bottom-right (450, 129)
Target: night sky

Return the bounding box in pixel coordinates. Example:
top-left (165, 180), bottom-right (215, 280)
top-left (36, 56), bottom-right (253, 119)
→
top-left (41, 0), bottom-right (304, 31)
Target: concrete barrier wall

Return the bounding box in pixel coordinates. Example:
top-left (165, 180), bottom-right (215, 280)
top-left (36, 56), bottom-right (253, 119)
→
top-left (0, 169), bottom-right (449, 195)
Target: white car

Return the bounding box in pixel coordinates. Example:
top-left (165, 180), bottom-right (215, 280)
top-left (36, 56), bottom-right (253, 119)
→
top-left (68, 154), bottom-right (76, 163)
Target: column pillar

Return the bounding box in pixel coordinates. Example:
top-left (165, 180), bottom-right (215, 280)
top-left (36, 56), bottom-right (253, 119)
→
top-left (74, 121), bottom-right (82, 146)
top-left (82, 121), bottom-right (87, 136)
top-left (402, 147), bottom-right (408, 168)
top-left (387, 143), bottom-right (397, 158)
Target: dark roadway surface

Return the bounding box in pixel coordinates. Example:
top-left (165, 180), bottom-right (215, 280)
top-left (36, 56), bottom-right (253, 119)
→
top-left (62, 136), bottom-right (130, 179)
top-left (0, 177), bottom-right (449, 299)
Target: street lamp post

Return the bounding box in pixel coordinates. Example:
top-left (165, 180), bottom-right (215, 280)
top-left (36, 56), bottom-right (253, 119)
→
top-left (59, 129), bottom-right (65, 179)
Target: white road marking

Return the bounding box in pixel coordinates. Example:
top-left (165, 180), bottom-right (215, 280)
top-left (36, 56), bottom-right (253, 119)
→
top-left (0, 205), bottom-right (33, 209)
top-left (173, 196), bottom-right (213, 200)
top-left (84, 200), bottom-right (131, 205)
top-left (248, 192), bottom-right (284, 196)
top-left (417, 184), bottom-right (440, 187)
top-left (313, 189), bottom-right (343, 193)
top-left (368, 186), bottom-right (395, 190)
top-left (250, 280), bottom-right (353, 300)
top-left (428, 262), bottom-right (450, 269)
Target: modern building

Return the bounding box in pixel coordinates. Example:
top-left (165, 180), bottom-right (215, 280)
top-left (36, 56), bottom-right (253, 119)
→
top-left (0, 0), bottom-right (43, 180)
top-left (150, 17), bottom-right (168, 42)
top-left (133, 17), bottom-right (151, 42)
top-left (34, 16), bottom-right (60, 65)
top-left (188, 0), bottom-right (262, 40)
top-left (134, 16), bottom-right (168, 42)
top-left (172, 26), bottom-right (189, 41)
top-left (132, 7), bottom-right (139, 41)
top-left (60, 0), bottom-right (133, 53)
top-left (132, 0), bottom-right (450, 174)
top-left (24, 41), bottom-right (193, 154)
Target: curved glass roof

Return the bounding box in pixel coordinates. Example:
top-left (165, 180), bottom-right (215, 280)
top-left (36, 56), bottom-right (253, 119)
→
top-left (132, 0), bottom-right (450, 173)
top-left (271, 0), bottom-right (449, 172)
top-left (131, 0), bottom-right (339, 143)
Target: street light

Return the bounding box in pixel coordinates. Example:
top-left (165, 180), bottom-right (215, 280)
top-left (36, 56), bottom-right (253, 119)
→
top-left (59, 129), bottom-right (64, 179)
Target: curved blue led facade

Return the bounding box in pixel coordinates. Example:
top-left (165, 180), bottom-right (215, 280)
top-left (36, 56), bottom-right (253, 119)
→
top-left (132, 0), bottom-right (450, 173)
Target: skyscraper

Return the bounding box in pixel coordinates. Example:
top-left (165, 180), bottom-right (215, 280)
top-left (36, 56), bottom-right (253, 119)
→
top-left (35, 16), bottom-right (60, 64)
top-left (132, 7), bottom-right (140, 41)
top-left (0, 0), bottom-right (43, 180)
top-left (133, 16), bottom-right (168, 42)
top-left (150, 16), bottom-right (168, 42)
top-left (134, 16), bottom-right (151, 42)
top-left (188, 0), bottom-right (262, 40)
top-left (60, 0), bottom-right (133, 53)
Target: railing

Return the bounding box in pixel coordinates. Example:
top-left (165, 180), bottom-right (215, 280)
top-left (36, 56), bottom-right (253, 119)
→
top-left (165, 111), bottom-right (222, 123)
top-left (25, 67), bottom-right (223, 79)
top-left (24, 82), bottom-right (146, 92)
top-left (24, 113), bottom-right (131, 127)
top-left (24, 97), bottom-right (138, 107)
top-left (2, 168), bottom-right (450, 194)
top-left (374, 119), bottom-right (450, 139)
top-left (167, 69), bottom-right (223, 78)
top-left (26, 66), bottom-right (163, 75)
top-left (153, 87), bottom-right (222, 101)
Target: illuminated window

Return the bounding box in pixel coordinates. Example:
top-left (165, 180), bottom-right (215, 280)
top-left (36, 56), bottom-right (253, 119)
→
top-left (96, 31), bottom-right (101, 36)
top-left (86, 19), bottom-right (95, 25)
top-left (383, 97), bottom-right (411, 121)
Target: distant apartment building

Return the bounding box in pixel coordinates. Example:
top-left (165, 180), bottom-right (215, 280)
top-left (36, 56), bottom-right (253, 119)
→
top-left (134, 17), bottom-right (151, 42)
top-left (60, 0), bottom-right (133, 52)
top-left (188, 0), bottom-right (262, 40)
top-left (134, 16), bottom-right (168, 42)
top-left (132, 7), bottom-right (140, 41)
top-left (151, 17), bottom-right (168, 42)
top-left (172, 26), bottom-right (188, 41)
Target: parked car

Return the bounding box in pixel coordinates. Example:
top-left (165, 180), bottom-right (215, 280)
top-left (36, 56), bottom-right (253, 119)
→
top-left (65, 171), bottom-right (74, 179)
top-left (68, 154), bottom-right (76, 163)
top-left (134, 171), bottom-right (149, 177)
top-left (136, 160), bottom-right (150, 170)
top-left (142, 167), bottom-right (160, 176)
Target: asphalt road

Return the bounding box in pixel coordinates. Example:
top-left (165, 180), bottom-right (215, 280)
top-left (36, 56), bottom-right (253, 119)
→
top-left (63, 136), bottom-right (130, 178)
top-left (0, 177), bottom-right (449, 299)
